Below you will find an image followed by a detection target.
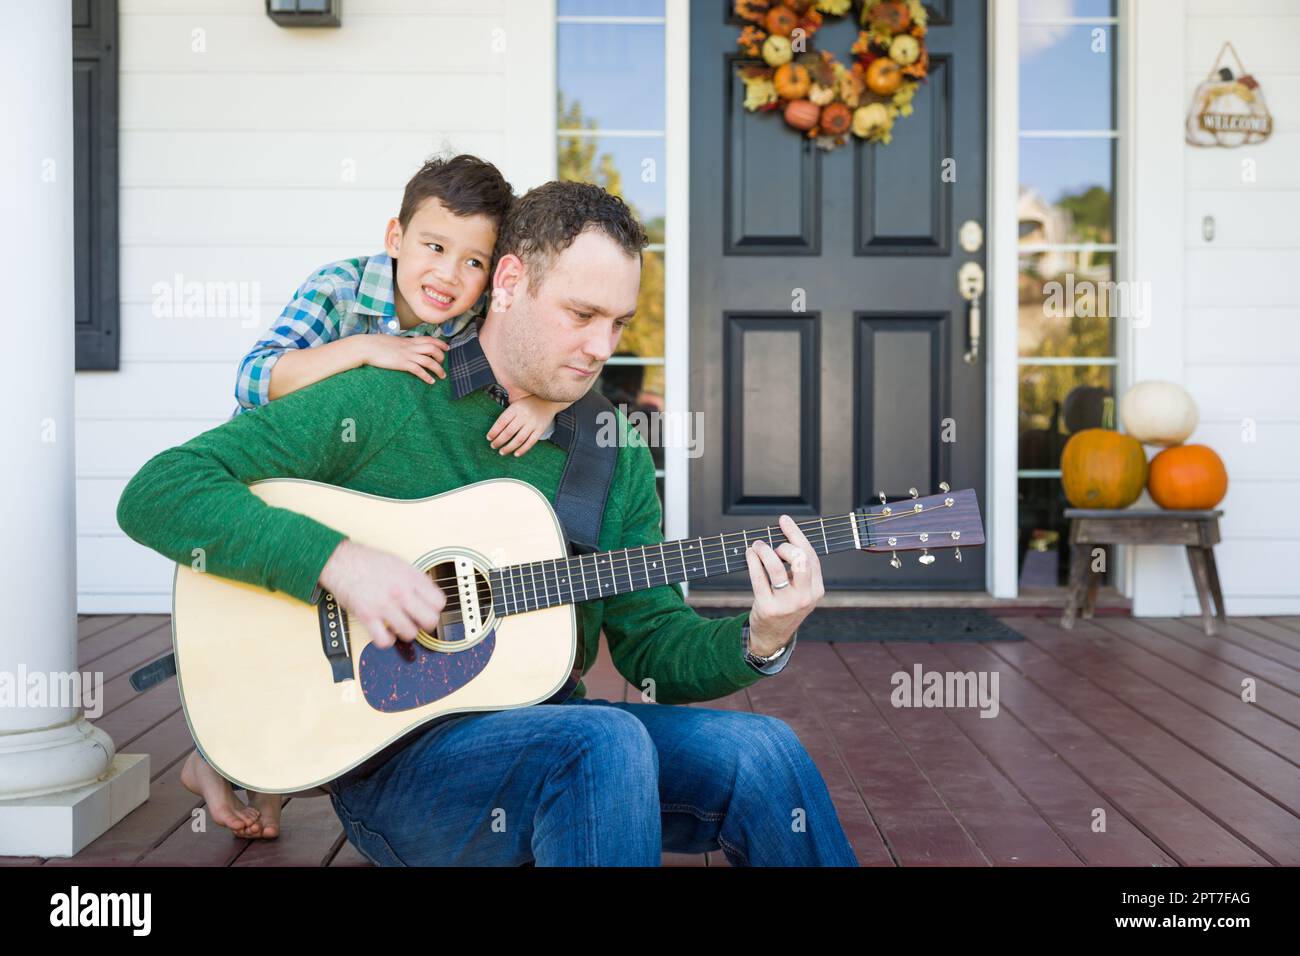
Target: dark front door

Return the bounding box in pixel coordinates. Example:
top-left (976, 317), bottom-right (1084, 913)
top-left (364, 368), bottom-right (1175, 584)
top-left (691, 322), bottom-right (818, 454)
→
top-left (689, 0), bottom-right (987, 590)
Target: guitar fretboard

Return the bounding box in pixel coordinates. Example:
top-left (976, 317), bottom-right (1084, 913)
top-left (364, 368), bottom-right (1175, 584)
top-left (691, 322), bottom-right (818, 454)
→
top-left (488, 513), bottom-right (866, 616)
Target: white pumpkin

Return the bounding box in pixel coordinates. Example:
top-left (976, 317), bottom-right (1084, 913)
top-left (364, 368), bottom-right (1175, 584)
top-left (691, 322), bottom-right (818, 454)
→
top-left (1119, 381), bottom-right (1199, 446)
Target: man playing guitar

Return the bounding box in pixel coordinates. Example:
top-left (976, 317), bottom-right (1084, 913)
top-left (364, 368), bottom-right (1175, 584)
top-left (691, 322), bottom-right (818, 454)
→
top-left (116, 181), bottom-right (858, 867)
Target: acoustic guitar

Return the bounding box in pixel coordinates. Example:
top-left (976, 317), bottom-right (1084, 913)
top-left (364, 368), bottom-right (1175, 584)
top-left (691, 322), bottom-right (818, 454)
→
top-left (171, 477), bottom-right (984, 792)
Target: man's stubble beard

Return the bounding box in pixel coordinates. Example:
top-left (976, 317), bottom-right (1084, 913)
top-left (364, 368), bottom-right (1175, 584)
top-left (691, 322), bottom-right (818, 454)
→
top-left (502, 295), bottom-right (600, 405)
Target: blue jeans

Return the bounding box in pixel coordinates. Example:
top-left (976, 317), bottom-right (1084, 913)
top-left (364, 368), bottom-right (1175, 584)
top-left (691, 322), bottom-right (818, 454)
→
top-left (327, 696), bottom-right (859, 866)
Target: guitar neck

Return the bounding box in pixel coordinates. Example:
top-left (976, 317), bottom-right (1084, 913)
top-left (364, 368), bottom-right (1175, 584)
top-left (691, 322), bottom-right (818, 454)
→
top-left (489, 513), bottom-right (865, 617)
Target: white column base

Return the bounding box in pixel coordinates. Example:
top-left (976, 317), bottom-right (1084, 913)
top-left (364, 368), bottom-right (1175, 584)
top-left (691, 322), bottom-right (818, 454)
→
top-left (0, 753), bottom-right (150, 858)
top-left (0, 717), bottom-right (116, 801)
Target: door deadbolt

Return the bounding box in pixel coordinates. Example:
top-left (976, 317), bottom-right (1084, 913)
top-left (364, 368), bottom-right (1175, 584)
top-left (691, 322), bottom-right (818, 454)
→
top-left (959, 220), bottom-right (984, 253)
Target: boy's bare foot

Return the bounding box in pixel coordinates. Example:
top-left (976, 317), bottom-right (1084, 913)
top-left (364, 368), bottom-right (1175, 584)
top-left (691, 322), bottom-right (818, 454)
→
top-left (181, 750), bottom-right (264, 838)
top-left (247, 790), bottom-right (283, 839)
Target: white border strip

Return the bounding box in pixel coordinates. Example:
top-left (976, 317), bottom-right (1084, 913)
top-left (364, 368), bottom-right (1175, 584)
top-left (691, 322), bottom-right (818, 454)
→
top-left (664, 0), bottom-right (690, 554)
top-left (1122, 0), bottom-right (1187, 615)
top-left (508, 0), bottom-right (557, 189)
top-left (988, 0), bottom-right (1020, 598)
top-left (1019, 243), bottom-right (1119, 253)
top-left (1018, 356), bottom-right (1120, 366)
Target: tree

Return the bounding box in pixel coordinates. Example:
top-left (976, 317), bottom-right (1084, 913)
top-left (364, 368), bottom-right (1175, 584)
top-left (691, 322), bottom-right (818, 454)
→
top-left (1056, 185), bottom-right (1113, 245)
top-left (1018, 182), bottom-right (1115, 444)
top-left (557, 93), bottom-right (665, 399)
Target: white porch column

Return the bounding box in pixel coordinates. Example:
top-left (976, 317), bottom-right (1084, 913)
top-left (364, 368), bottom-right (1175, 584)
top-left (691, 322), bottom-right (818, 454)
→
top-left (1123, 0), bottom-right (1189, 616)
top-left (0, 0), bottom-right (147, 857)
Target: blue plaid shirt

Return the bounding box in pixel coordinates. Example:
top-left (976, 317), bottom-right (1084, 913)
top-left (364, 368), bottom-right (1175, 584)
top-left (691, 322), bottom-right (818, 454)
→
top-left (233, 252), bottom-right (480, 416)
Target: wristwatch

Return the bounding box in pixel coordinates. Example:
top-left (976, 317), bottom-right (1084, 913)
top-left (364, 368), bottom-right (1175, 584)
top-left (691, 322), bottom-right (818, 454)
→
top-left (743, 623), bottom-right (790, 667)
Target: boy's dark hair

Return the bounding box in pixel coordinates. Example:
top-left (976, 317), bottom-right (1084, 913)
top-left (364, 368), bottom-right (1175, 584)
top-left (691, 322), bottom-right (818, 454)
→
top-left (398, 154), bottom-right (514, 230)
top-left (494, 181), bottom-right (648, 290)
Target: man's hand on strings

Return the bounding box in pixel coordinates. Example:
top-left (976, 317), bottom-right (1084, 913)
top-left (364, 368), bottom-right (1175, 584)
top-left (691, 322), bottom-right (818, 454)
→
top-left (744, 514), bottom-right (825, 658)
top-left (318, 540), bottom-right (445, 649)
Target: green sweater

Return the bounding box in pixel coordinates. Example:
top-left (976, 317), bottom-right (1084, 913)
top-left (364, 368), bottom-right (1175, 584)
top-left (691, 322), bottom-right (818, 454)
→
top-left (115, 361), bottom-right (771, 705)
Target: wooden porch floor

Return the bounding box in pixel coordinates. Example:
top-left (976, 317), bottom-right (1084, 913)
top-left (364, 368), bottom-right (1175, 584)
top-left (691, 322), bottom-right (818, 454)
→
top-left (4, 612), bottom-right (1299, 866)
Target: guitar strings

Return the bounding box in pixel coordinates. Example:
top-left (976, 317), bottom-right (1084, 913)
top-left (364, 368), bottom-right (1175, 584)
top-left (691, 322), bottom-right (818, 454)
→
top-left (423, 525), bottom-right (961, 596)
top-left (367, 522), bottom-right (966, 630)
top-left (489, 529), bottom-right (962, 600)
top-left (424, 534), bottom-right (965, 637)
top-left (356, 506), bottom-right (970, 634)
top-left (424, 525), bottom-right (964, 593)
top-left (356, 509), bottom-right (967, 629)
top-left (417, 503), bottom-right (966, 591)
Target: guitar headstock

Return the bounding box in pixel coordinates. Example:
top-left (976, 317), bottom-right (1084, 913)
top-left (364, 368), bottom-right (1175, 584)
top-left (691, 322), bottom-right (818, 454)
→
top-left (855, 484), bottom-right (985, 567)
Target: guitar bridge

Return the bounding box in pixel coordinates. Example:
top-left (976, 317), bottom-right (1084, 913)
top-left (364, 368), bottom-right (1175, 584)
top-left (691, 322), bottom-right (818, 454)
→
top-left (453, 556), bottom-right (484, 641)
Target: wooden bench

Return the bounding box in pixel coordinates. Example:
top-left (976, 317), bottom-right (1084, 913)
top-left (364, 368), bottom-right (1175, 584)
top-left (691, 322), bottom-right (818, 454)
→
top-left (1063, 508), bottom-right (1226, 636)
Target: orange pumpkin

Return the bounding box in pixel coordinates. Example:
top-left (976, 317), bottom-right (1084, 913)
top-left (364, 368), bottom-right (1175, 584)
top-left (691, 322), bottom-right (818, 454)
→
top-left (783, 98), bottom-right (820, 131)
top-left (1061, 430), bottom-right (1148, 509)
top-left (1060, 398), bottom-right (1148, 509)
top-left (866, 57), bottom-right (902, 95)
top-left (773, 63), bottom-right (812, 100)
top-left (820, 102), bottom-right (852, 136)
top-left (765, 5), bottom-right (798, 37)
top-left (1148, 444), bottom-right (1228, 510)
top-left (868, 1), bottom-right (911, 33)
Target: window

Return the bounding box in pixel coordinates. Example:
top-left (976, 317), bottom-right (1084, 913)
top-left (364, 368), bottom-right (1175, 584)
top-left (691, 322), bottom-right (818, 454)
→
top-left (1016, 0), bottom-right (1119, 587)
top-left (556, 0), bottom-right (667, 519)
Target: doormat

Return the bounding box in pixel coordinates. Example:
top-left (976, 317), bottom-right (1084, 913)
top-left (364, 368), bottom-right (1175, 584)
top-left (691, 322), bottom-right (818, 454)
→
top-left (690, 608), bottom-right (1024, 643)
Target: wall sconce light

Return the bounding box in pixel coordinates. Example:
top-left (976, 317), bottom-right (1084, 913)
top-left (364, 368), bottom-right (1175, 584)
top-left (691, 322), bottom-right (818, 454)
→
top-left (266, 0), bottom-right (341, 28)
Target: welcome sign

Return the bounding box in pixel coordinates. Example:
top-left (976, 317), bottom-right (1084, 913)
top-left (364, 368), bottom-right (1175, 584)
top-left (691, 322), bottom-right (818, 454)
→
top-left (1186, 41), bottom-right (1273, 147)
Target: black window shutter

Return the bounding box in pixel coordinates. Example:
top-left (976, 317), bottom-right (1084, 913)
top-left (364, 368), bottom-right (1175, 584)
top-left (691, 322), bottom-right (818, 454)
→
top-left (73, 0), bottom-right (119, 371)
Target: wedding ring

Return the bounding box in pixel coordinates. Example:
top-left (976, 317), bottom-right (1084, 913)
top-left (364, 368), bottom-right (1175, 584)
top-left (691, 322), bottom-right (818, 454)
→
top-left (772, 580), bottom-right (791, 590)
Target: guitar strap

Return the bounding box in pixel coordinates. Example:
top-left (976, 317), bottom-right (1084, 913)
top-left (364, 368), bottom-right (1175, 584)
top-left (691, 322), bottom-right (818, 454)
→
top-left (535, 386), bottom-right (620, 702)
top-left (129, 386), bottom-right (623, 702)
top-left (550, 386), bottom-right (620, 556)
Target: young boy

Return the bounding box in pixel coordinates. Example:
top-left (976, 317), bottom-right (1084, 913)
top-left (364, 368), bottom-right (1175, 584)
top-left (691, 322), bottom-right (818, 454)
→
top-left (182, 154), bottom-right (571, 839)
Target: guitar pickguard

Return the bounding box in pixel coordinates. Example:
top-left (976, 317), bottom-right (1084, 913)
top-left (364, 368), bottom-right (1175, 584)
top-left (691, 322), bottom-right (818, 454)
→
top-left (358, 620), bottom-right (497, 712)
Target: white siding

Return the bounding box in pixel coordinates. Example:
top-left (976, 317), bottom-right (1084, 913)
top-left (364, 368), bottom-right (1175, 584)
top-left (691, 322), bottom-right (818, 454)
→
top-left (82, 0), bottom-right (555, 612)
top-left (1179, 0), bottom-right (1300, 615)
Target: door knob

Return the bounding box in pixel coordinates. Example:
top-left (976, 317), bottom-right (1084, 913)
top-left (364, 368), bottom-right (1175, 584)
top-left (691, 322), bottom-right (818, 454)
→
top-left (958, 261), bottom-right (984, 365)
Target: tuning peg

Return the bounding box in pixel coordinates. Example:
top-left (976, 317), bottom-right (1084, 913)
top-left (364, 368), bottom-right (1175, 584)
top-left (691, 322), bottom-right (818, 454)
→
top-left (918, 549), bottom-right (935, 566)
top-left (939, 481), bottom-right (950, 493)
top-left (879, 491), bottom-right (887, 504)
top-left (954, 547), bottom-right (962, 563)
top-left (890, 551), bottom-right (902, 569)
top-left (908, 487), bottom-right (918, 499)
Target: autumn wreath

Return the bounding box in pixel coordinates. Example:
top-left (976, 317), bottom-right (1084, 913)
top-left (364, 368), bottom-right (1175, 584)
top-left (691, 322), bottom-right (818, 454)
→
top-left (736, 0), bottom-right (929, 148)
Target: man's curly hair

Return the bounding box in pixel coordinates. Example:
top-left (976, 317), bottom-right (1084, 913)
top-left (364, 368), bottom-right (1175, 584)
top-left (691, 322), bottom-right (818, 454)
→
top-left (494, 181), bottom-right (648, 291)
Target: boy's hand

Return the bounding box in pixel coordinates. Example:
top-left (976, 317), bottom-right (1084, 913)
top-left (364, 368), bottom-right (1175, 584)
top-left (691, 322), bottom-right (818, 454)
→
top-left (487, 396), bottom-right (566, 458)
top-left (358, 334), bottom-right (449, 384)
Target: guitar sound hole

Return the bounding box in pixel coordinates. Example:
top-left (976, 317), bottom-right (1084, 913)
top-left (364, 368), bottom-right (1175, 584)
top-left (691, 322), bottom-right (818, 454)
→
top-left (424, 559), bottom-right (494, 648)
